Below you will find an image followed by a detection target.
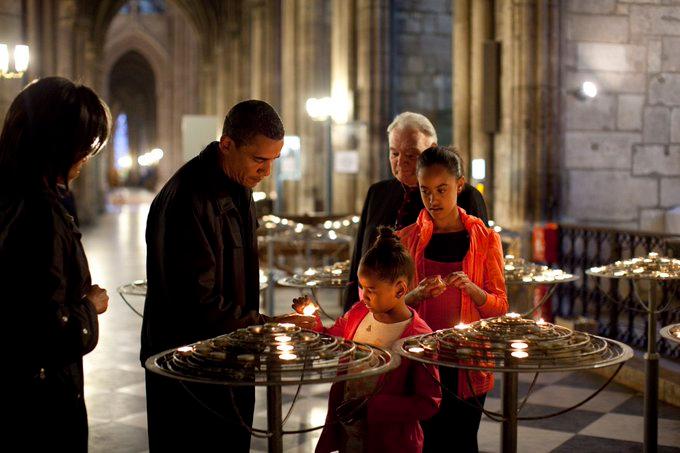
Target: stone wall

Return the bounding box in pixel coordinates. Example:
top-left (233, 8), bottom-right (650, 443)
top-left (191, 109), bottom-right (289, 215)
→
top-left (392, 0), bottom-right (452, 147)
top-left (562, 0), bottom-right (680, 232)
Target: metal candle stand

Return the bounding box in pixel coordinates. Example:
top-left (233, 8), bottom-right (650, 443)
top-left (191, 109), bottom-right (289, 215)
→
top-left (503, 255), bottom-right (578, 318)
top-left (117, 276), bottom-right (269, 318)
top-left (587, 252), bottom-right (680, 453)
top-left (660, 323), bottom-right (680, 345)
top-left (395, 314), bottom-right (633, 453)
top-left (116, 279), bottom-right (147, 318)
top-left (277, 260), bottom-right (350, 320)
top-left (145, 322), bottom-right (399, 453)
top-left (259, 216), bottom-right (352, 317)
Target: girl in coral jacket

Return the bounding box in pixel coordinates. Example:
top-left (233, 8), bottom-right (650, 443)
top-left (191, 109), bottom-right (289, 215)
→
top-left (397, 146), bottom-right (508, 453)
top-left (293, 227), bottom-right (441, 453)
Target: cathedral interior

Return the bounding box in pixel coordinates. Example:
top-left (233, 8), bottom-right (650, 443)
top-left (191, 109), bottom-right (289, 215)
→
top-left (1, 0), bottom-right (680, 452)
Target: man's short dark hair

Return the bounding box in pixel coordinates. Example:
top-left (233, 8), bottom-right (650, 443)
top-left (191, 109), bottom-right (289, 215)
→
top-left (222, 100), bottom-right (285, 147)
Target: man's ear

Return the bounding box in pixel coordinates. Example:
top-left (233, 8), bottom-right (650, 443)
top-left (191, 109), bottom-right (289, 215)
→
top-left (219, 135), bottom-right (235, 154)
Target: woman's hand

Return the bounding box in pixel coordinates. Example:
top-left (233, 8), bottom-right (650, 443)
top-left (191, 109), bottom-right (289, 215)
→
top-left (85, 284), bottom-right (109, 314)
top-left (445, 271), bottom-right (487, 306)
top-left (405, 275), bottom-right (447, 305)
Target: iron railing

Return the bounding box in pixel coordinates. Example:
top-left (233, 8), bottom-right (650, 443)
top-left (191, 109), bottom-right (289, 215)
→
top-left (555, 224), bottom-right (680, 359)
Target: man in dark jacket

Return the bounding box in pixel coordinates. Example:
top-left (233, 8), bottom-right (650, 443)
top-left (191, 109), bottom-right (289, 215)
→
top-left (342, 112), bottom-right (489, 312)
top-left (141, 100), bottom-right (310, 452)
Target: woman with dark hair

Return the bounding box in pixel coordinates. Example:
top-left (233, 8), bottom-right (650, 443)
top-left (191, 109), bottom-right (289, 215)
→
top-left (0, 77), bottom-right (111, 452)
top-left (398, 146), bottom-right (508, 453)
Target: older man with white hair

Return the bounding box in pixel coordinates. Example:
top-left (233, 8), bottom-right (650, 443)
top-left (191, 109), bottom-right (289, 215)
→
top-left (342, 112), bottom-right (488, 312)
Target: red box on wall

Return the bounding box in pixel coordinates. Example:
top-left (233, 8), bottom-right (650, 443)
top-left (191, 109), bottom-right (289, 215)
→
top-left (532, 223), bottom-right (559, 264)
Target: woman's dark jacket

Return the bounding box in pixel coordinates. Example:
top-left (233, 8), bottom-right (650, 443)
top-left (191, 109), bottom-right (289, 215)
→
top-left (0, 189), bottom-right (98, 452)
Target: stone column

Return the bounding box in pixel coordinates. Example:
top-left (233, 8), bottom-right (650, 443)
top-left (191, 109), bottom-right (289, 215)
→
top-left (355, 0), bottom-right (391, 199)
top-left (330, 0), bottom-right (357, 214)
top-left (279, 0), bottom-right (331, 214)
top-left (453, 0), bottom-right (561, 234)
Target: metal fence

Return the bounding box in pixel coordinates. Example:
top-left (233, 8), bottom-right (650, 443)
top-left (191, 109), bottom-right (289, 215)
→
top-left (555, 224), bottom-right (680, 359)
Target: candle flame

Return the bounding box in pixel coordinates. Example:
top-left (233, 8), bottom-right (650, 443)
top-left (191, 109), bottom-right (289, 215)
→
top-left (303, 303), bottom-right (317, 316)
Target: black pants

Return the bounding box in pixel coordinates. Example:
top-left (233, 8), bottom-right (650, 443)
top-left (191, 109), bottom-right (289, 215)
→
top-left (422, 367), bottom-right (487, 453)
top-left (145, 371), bottom-right (254, 453)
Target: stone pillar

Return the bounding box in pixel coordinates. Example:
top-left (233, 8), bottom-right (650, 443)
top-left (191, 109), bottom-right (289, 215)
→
top-left (355, 0), bottom-right (391, 199)
top-left (279, 0), bottom-right (331, 214)
top-left (330, 0), bottom-right (357, 214)
top-left (453, 0), bottom-right (561, 233)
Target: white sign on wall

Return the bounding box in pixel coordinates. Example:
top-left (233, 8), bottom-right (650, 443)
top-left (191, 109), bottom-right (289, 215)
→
top-left (181, 115), bottom-right (220, 162)
top-left (334, 150), bottom-right (360, 174)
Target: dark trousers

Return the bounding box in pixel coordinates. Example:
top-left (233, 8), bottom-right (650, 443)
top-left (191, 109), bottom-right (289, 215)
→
top-left (145, 371), bottom-right (254, 453)
top-left (422, 367), bottom-right (487, 453)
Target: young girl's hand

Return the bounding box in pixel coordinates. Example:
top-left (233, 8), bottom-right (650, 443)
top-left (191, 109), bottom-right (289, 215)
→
top-left (406, 276), bottom-right (447, 305)
top-left (292, 295), bottom-right (315, 314)
top-left (445, 271), bottom-right (487, 306)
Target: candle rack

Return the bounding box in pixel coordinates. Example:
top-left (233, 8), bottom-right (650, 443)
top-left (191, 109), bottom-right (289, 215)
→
top-left (395, 314), bottom-right (632, 453)
top-left (587, 252), bottom-right (680, 453)
top-left (145, 322), bottom-right (399, 452)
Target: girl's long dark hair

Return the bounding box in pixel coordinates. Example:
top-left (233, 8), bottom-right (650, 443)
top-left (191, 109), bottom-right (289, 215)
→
top-left (360, 226), bottom-right (415, 284)
top-left (0, 77), bottom-right (111, 194)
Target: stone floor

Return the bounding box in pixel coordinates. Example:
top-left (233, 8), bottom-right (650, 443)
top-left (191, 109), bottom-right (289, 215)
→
top-left (80, 199), bottom-right (680, 452)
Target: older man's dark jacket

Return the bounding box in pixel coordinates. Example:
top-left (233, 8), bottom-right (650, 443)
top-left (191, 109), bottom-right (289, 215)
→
top-left (342, 179), bottom-right (488, 312)
top-left (1, 190), bottom-right (98, 452)
top-left (141, 142), bottom-right (261, 361)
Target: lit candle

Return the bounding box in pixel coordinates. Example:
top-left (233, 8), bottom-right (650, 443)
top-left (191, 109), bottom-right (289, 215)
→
top-left (408, 346), bottom-right (425, 353)
top-left (279, 353), bottom-right (297, 360)
top-left (506, 312), bottom-right (521, 319)
top-left (277, 344), bottom-right (294, 351)
top-left (302, 303), bottom-right (317, 316)
top-left (537, 318), bottom-right (546, 325)
top-left (454, 322), bottom-right (469, 330)
top-left (177, 346), bottom-right (193, 354)
top-left (510, 342), bottom-right (528, 350)
top-left (278, 323), bottom-right (295, 329)
top-left (304, 268), bottom-right (317, 276)
top-left (511, 350), bottom-right (529, 359)
top-left (275, 335), bottom-right (292, 342)
top-left (306, 281), bottom-right (318, 287)
top-left (614, 271), bottom-right (626, 277)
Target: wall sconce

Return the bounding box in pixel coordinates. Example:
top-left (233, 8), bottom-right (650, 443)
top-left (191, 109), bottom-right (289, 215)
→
top-left (574, 81), bottom-right (598, 100)
top-left (0, 44), bottom-right (29, 79)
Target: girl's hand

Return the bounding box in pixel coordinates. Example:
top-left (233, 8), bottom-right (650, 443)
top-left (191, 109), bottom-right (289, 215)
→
top-left (272, 313), bottom-right (317, 330)
top-left (445, 271), bottom-right (487, 306)
top-left (405, 276), bottom-right (447, 305)
top-left (292, 296), bottom-right (316, 315)
top-left (292, 296), bottom-right (314, 314)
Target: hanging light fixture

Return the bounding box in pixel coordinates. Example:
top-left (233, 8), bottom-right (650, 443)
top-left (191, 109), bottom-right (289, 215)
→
top-left (0, 44), bottom-right (29, 79)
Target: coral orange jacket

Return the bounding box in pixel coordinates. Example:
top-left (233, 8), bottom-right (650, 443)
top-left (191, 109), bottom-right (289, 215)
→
top-left (397, 207), bottom-right (508, 397)
top-left (314, 303), bottom-right (441, 453)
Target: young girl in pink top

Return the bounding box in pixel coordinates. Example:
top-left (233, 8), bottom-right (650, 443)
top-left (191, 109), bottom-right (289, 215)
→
top-left (293, 227), bottom-right (441, 453)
